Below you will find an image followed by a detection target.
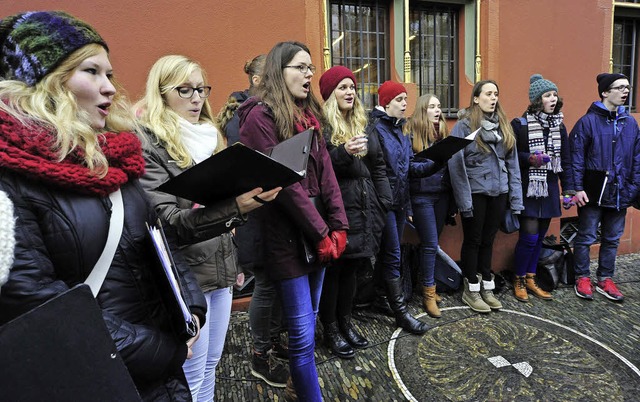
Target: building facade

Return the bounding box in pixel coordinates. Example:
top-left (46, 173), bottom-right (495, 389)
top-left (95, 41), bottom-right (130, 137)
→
top-left (3, 0), bottom-right (640, 269)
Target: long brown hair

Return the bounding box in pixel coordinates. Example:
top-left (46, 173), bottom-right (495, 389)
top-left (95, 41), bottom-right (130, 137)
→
top-left (407, 94), bottom-right (449, 153)
top-left (255, 41), bottom-right (323, 141)
top-left (461, 80), bottom-right (515, 153)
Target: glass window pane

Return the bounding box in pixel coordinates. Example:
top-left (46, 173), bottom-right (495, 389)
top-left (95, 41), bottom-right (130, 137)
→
top-left (409, 3), bottom-right (459, 116)
top-left (329, 0), bottom-right (389, 110)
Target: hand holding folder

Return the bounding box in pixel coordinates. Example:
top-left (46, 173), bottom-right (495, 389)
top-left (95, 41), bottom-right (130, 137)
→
top-left (146, 220), bottom-right (198, 342)
top-left (158, 128), bottom-right (314, 206)
top-left (414, 128), bottom-right (479, 164)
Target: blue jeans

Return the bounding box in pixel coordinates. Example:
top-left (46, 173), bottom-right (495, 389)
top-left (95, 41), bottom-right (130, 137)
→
top-left (276, 268), bottom-right (325, 402)
top-left (573, 205), bottom-right (627, 280)
top-left (249, 266), bottom-right (282, 354)
top-left (183, 287), bottom-right (232, 402)
top-left (411, 193), bottom-right (450, 286)
top-left (380, 209), bottom-right (406, 280)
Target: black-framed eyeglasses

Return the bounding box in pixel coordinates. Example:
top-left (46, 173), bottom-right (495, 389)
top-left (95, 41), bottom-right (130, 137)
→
top-left (610, 85), bottom-right (632, 92)
top-left (284, 64), bottom-right (316, 74)
top-left (175, 86), bottom-right (212, 98)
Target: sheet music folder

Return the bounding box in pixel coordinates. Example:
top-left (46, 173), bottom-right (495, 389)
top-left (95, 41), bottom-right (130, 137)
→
top-left (158, 128), bottom-right (314, 206)
top-left (582, 169), bottom-right (608, 206)
top-left (414, 128), bottom-right (478, 164)
top-left (0, 285), bottom-right (141, 401)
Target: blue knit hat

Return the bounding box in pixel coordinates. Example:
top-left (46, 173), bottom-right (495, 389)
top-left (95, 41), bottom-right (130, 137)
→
top-left (0, 11), bottom-right (108, 86)
top-left (528, 74), bottom-right (558, 103)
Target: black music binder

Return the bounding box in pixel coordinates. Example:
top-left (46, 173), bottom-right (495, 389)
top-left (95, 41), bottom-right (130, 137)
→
top-left (582, 169), bottom-right (609, 206)
top-left (0, 285), bottom-right (141, 401)
top-left (414, 131), bottom-right (476, 164)
top-left (157, 128), bottom-right (314, 206)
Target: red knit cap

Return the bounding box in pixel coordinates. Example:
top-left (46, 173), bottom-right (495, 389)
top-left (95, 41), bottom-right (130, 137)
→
top-left (378, 81), bottom-right (407, 107)
top-left (319, 66), bottom-right (356, 101)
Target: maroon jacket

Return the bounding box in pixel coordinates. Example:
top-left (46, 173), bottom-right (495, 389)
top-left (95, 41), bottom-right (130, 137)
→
top-left (238, 97), bottom-right (348, 280)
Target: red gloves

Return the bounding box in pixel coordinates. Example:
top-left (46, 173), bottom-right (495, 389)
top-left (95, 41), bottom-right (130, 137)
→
top-left (528, 151), bottom-right (551, 168)
top-left (330, 230), bottom-right (347, 259)
top-left (316, 235), bottom-right (335, 263)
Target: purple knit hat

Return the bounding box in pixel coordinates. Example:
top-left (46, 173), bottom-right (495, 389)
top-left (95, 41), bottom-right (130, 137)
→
top-left (0, 11), bottom-right (108, 86)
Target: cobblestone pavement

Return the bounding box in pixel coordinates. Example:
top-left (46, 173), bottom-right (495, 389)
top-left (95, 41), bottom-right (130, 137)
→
top-left (215, 254), bottom-right (640, 401)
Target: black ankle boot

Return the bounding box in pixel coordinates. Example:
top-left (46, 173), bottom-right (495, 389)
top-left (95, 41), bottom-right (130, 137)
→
top-left (323, 322), bottom-right (355, 359)
top-left (338, 315), bottom-right (369, 348)
top-left (385, 277), bottom-right (429, 335)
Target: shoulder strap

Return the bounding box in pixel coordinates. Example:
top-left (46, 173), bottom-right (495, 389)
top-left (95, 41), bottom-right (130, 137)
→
top-left (85, 189), bottom-right (125, 297)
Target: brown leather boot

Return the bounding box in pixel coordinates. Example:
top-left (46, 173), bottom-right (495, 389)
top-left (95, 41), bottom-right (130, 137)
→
top-left (513, 276), bottom-right (528, 302)
top-left (526, 274), bottom-right (553, 300)
top-left (422, 285), bottom-right (441, 318)
top-left (435, 292), bottom-right (443, 303)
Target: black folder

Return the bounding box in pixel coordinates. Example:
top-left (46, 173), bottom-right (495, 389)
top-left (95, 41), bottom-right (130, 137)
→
top-left (0, 285), bottom-right (141, 401)
top-left (582, 169), bottom-right (608, 206)
top-left (414, 135), bottom-right (474, 164)
top-left (157, 128), bottom-right (314, 206)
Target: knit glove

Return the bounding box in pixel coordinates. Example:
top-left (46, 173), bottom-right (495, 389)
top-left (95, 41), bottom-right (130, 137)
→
top-left (316, 235), bottom-right (335, 263)
top-left (562, 194), bottom-right (576, 210)
top-left (330, 230), bottom-right (348, 259)
top-left (528, 151), bottom-right (551, 168)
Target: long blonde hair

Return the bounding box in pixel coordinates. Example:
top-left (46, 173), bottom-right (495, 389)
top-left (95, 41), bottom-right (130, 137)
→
top-left (462, 80), bottom-right (515, 153)
top-left (406, 94), bottom-right (449, 153)
top-left (323, 91), bottom-right (368, 146)
top-left (136, 55), bottom-right (223, 168)
top-left (0, 44), bottom-right (135, 177)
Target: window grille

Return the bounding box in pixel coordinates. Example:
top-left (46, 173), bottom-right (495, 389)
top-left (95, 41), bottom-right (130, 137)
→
top-left (330, 0), bottom-right (390, 109)
top-left (409, 2), bottom-right (459, 116)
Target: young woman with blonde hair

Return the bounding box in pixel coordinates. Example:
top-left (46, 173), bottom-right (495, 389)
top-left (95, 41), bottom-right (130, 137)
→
top-left (318, 66), bottom-right (391, 358)
top-left (136, 54), bottom-right (279, 401)
top-left (0, 11), bottom-right (207, 400)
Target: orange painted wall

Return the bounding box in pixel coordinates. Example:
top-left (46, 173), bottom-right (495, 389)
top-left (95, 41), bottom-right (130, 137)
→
top-left (0, 1), bottom-right (326, 111)
top-left (4, 1), bottom-right (640, 271)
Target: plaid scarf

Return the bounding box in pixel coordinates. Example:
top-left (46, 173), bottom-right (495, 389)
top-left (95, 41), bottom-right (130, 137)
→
top-left (526, 112), bottom-right (563, 197)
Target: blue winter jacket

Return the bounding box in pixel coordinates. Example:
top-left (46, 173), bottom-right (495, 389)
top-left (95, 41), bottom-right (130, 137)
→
top-left (370, 108), bottom-right (438, 213)
top-left (569, 102), bottom-right (640, 209)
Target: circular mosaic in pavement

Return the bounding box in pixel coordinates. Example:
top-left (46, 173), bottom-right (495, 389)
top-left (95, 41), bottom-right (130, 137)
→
top-left (388, 307), bottom-right (640, 402)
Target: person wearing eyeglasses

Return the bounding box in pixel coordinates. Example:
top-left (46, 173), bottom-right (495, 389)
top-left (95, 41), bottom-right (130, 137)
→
top-left (238, 41), bottom-right (348, 402)
top-left (569, 72), bottom-right (640, 302)
top-left (136, 55), bottom-right (280, 401)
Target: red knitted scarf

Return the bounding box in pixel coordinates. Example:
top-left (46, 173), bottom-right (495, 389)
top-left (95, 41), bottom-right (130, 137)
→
top-left (0, 110), bottom-right (145, 196)
top-left (294, 107), bottom-right (321, 134)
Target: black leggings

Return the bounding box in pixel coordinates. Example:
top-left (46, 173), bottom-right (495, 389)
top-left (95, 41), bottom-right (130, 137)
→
top-left (319, 258), bottom-right (362, 324)
top-left (460, 193), bottom-right (508, 283)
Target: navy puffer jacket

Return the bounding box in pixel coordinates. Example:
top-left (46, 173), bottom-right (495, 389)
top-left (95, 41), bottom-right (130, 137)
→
top-left (370, 108), bottom-right (438, 213)
top-left (570, 102), bottom-right (640, 209)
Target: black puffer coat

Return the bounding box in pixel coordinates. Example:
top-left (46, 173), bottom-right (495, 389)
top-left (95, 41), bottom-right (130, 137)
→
top-left (324, 127), bottom-right (392, 258)
top-left (0, 170), bottom-right (205, 401)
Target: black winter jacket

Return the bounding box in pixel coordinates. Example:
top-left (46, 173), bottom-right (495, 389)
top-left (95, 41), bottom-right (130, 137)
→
top-left (324, 126), bottom-right (392, 258)
top-left (0, 170), bottom-right (206, 400)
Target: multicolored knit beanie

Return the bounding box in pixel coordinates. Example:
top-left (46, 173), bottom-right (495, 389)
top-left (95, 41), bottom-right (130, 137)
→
top-left (0, 11), bottom-right (108, 86)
